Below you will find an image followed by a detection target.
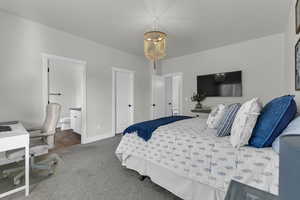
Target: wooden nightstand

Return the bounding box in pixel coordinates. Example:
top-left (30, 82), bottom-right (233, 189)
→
top-left (191, 107), bottom-right (211, 117)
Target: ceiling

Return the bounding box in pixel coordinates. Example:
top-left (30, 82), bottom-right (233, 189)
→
top-left (0, 0), bottom-right (290, 58)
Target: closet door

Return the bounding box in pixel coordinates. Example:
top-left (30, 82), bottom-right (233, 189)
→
top-left (151, 75), bottom-right (165, 119)
top-left (115, 71), bottom-right (134, 133)
top-left (164, 76), bottom-right (173, 116)
top-left (172, 75), bottom-right (182, 115)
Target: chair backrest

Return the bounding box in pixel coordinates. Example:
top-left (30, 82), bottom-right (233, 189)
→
top-left (42, 103), bottom-right (61, 134)
top-left (41, 103), bottom-right (61, 148)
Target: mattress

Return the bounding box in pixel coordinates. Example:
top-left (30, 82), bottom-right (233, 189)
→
top-left (115, 118), bottom-right (279, 198)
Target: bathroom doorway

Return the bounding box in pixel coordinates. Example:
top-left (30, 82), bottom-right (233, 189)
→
top-left (42, 54), bottom-right (87, 149)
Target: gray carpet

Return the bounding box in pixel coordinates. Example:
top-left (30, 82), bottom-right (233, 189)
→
top-left (2, 136), bottom-right (181, 200)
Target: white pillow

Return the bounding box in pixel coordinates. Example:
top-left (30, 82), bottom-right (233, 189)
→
top-left (230, 98), bottom-right (262, 148)
top-left (206, 104), bottom-right (226, 129)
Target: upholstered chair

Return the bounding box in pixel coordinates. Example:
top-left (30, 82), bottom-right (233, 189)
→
top-left (30, 103), bottom-right (62, 148)
top-left (3, 103), bottom-right (61, 185)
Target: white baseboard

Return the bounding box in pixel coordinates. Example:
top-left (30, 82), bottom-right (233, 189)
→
top-left (82, 132), bottom-right (114, 144)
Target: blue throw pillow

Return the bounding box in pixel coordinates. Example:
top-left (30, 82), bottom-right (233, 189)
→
top-left (272, 115), bottom-right (300, 153)
top-left (216, 103), bottom-right (241, 137)
top-left (249, 95), bottom-right (297, 148)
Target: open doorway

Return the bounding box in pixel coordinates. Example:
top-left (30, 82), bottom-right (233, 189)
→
top-left (164, 73), bottom-right (183, 116)
top-left (151, 73), bottom-right (183, 119)
top-left (42, 54), bottom-right (87, 150)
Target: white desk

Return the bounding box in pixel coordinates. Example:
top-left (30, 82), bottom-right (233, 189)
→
top-left (0, 123), bottom-right (29, 198)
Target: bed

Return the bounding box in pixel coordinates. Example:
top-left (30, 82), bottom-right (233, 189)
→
top-left (115, 117), bottom-right (279, 200)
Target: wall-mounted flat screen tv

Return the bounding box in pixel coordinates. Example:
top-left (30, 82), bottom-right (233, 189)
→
top-left (197, 71), bottom-right (242, 97)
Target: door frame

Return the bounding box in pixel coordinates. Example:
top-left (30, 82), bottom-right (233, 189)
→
top-left (150, 72), bottom-right (183, 119)
top-left (163, 72), bottom-right (183, 115)
top-left (112, 67), bottom-right (135, 135)
top-left (41, 53), bottom-right (87, 144)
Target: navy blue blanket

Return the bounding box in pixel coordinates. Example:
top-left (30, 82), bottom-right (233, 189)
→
top-left (123, 116), bottom-right (193, 141)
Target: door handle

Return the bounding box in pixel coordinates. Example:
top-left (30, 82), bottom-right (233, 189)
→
top-left (152, 104), bottom-right (156, 107)
top-left (128, 104), bottom-right (132, 107)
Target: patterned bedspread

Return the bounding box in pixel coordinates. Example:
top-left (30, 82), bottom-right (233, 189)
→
top-left (115, 118), bottom-right (279, 195)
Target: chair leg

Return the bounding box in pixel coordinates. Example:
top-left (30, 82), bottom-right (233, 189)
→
top-left (34, 156), bottom-right (57, 166)
top-left (2, 166), bottom-right (25, 186)
top-left (13, 170), bottom-right (25, 186)
top-left (31, 156), bottom-right (58, 176)
top-left (2, 167), bottom-right (24, 178)
top-left (3, 155), bottom-right (59, 185)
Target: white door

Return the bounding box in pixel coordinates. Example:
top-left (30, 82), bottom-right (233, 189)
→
top-left (151, 75), bottom-right (165, 119)
top-left (48, 59), bottom-right (83, 119)
top-left (172, 75), bottom-right (182, 115)
top-left (115, 71), bottom-right (134, 133)
top-left (164, 76), bottom-right (173, 116)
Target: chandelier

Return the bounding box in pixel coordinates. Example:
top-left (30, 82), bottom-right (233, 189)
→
top-left (144, 29), bottom-right (167, 61)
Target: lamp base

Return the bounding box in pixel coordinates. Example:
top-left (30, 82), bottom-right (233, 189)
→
top-left (195, 102), bottom-right (202, 109)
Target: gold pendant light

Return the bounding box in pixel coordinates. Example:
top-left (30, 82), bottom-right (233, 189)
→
top-left (144, 18), bottom-right (167, 62)
top-left (144, 31), bottom-right (167, 61)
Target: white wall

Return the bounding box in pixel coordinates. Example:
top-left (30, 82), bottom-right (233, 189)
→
top-left (161, 34), bottom-right (286, 115)
top-left (284, 0), bottom-right (300, 108)
top-left (0, 11), bottom-right (150, 140)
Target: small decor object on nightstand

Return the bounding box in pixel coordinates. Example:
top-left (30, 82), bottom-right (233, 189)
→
top-left (191, 92), bottom-right (206, 109)
top-left (191, 92), bottom-right (211, 115)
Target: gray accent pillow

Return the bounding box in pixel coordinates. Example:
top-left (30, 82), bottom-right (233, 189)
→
top-left (216, 103), bottom-right (241, 137)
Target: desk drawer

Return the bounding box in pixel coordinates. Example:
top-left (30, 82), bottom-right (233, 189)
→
top-left (0, 134), bottom-right (29, 152)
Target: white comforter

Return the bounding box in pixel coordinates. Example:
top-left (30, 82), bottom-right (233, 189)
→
top-left (116, 118), bottom-right (279, 195)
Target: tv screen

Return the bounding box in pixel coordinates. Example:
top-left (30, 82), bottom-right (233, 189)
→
top-left (197, 71), bottom-right (242, 97)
